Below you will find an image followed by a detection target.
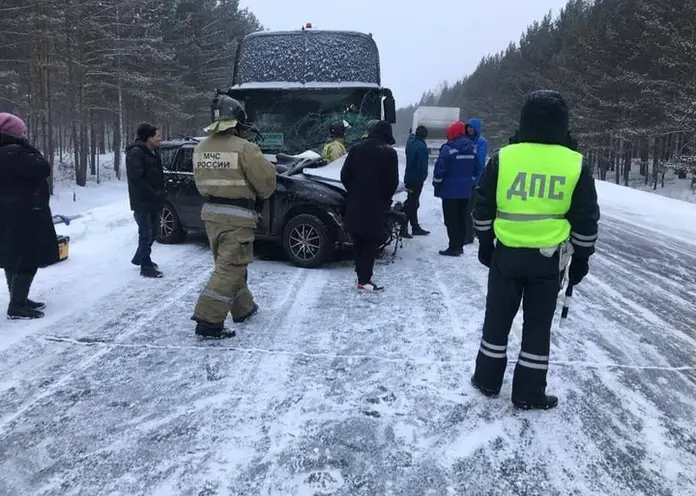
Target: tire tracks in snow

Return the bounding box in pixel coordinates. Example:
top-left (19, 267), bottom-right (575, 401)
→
top-left (0, 248), bottom-right (212, 437)
top-left (155, 268), bottom-right (329, 494)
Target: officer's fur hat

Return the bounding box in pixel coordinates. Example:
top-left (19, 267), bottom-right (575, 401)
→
top-left (517, 90), bottom-right (569, 146)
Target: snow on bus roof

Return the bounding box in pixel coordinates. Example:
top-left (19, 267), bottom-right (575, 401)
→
top-left (234, 30), bottom-right (381, 86)
top-left (230, 82), bottom-right (381, 90)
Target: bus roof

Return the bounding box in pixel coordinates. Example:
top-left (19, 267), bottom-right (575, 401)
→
top-left (232, 29), bottom-right (381, 88)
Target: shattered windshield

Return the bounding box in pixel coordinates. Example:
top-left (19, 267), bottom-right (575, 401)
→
top-left (235, 88), bottom-right (381, 155)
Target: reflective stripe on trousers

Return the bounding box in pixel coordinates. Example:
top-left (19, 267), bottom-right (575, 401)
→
top-left (473, 217), bottom-right (493, 232)
top-left (517, 351), bottom-right (549, 370)
top-left (479, 339), bottom-right (507, 359)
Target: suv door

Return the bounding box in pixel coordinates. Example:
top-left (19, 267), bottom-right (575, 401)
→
top-left (168, 144), bottom-right (276, 237)
top-left (168, 145), bottom-right (205, 230)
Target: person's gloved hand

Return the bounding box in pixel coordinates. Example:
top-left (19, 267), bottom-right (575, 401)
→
top-left (478, 241), bottom-right (494, 268)
top-left (568, 256), bottom-right (589, 285)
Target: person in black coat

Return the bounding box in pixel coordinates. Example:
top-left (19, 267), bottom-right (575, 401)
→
top-left (340, 121), bottom-right (399, 291)
top-left (126, 122), bottom-right (164, 278)
top-left (0, 113), bottom-right (59, 319)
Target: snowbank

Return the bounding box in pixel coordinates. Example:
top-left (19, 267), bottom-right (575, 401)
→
top-left (596, 180), bottom-right (696, 245)
top-left (51, 180), bottom-right (128, 217)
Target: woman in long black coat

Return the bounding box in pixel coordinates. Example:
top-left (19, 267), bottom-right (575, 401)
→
top-left (0, 113), bottom-right (59, 319)
top-left (340, 120), bottom-right (399, 291)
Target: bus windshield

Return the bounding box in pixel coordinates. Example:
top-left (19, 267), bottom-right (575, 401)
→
top-left (233, 88), bottom-right (382, 155)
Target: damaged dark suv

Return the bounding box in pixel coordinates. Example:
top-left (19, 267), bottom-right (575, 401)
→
top-left (157, 138), bottom-right (406, 268)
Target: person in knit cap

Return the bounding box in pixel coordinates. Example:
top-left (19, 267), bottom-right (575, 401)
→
top-left (0, 112), bottom-right (59, 319)
top-left (126, 121), bottom-right (165, 278)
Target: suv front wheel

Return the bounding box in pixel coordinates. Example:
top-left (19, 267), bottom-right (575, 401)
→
top-left (282, 214), bottom-right (334, 268)
top-left (157, 202), bottom-right (185, 244)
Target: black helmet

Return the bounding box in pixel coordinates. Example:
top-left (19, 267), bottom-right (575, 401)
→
top-left (365, 119), bottom-right (380, 135)
top-left (211, 95), bottom-right (247, 125)
top-left (329, 121), bottom-right (346, 138)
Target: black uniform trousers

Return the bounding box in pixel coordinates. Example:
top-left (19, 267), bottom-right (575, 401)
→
top-left (473, 243), bottom-right (562, 401)
top-left (404, 181), bottom-right (424, 228)
top-left (351, 233), bottom-right (380, 285)
top-left (442, 199), bottom-right (472, 251)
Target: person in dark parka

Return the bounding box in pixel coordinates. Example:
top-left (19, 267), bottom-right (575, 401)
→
top-left (0, 113), bottom-right (59, 319)
top-left (402, 125), bottom-right (430, 238)
top-left (340, 120), bottom-right (399, 291)
top-left (126, 122), bottom-right (164, 278)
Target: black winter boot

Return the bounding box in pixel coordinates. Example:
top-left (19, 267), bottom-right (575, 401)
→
top-left (6, 270), bottom-right (46, 310)
top-left (400, 226), bottom-right (413, 239)
top-left (140, 265), bottom-right (163, 278)
top-left (192, 315), bottom-right (235, 338)
top-left (512, 394), bottom-right (559, 411)
top-left (471, 376), bottom-right (499, 397)
top-left (7, 272), bottom-right (44, 320)
top-left (439, 248), bottom-right (461, 257)
top-left (412, 226), bottom-right (430, 236)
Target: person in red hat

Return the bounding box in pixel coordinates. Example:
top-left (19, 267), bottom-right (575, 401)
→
top-left (0, 113), bottom-right (59, 319)
top-left (432, 121), bottom-right (482, 256)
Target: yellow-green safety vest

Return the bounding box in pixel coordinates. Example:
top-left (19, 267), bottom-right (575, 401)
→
top-left (495, 143), bottom-right (583, 248)
top-left (322, 139), bottom-right (346, 162)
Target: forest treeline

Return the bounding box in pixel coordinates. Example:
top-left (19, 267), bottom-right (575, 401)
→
top-left (0, 0), bottom-right (260, 186)
top-left (394, 0), bottom-right (696, 188)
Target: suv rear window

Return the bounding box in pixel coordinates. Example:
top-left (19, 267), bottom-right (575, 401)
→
top-left (176, 147), bottom-right (194, 172)
top-left (160, 146), bottom-right (180, 171)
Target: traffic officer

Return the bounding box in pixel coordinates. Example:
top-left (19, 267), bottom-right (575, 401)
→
top-left (470, 90), bottom-right (600, 410)
top-left (322, 121), bottom-right (347, 162)
top-left (191, 95), bottom-right (276, 338)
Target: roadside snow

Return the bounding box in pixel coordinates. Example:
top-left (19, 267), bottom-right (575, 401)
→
top-left (51, 180), bottom-right (128, 217)
top-left (596, 179), bottom-right (696, 246)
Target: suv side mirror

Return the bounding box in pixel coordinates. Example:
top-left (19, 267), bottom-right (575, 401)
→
top-left (383, 94), bottom-right (396, 123)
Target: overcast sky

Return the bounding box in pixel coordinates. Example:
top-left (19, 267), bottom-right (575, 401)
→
top-left (239, 0), bottom-right (570, 106)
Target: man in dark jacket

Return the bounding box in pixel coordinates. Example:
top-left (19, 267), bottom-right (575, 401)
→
top-left (340, 121), bottom-right (399, 291)
top-left (402, 125), bottom-right (430, 238)
top-left (470, 90), bottom-right (600, 410)
top-left (0, 113), bottom-right (59, 319)
top-left (433, 121), bottom-right (482, 256)
top-left (126, 122), bottom-right (164, 278)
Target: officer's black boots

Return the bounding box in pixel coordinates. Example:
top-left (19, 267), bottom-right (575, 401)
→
top-left (5, 270), bottom-right (44, 319)
top-left (470, 376), bottom-right (499, 397)
top-left (412, 226), bottom-right (430, 236)
top-left (471, 375), bottom-right (559, 410)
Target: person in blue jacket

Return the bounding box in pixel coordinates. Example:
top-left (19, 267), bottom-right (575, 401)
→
top-left (433, 121), bottom-right (481, 256)
top-left (463, 118), bottom-right (488, 244)
top-left (466, 118), bottom-right (488, 176)
top-left (402, 125), bottom-right (430, 237)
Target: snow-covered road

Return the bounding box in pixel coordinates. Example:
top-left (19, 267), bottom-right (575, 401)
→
top-left (1, 173), bottom-right (695, 495)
